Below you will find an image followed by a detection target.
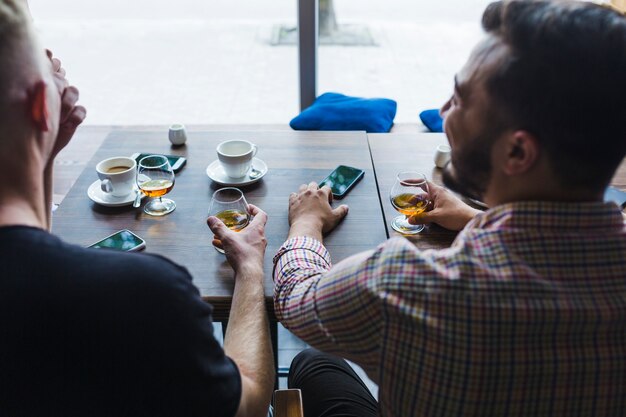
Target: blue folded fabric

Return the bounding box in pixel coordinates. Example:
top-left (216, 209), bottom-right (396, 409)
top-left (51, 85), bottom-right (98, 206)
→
top-left (419, 109), bottom-right (444, 132)
top-left (290, 92), bottom-right (397, 133)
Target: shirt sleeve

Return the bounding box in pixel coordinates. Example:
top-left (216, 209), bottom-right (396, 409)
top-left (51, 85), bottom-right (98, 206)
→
top-left (274, 236), bottom-right (413, 381)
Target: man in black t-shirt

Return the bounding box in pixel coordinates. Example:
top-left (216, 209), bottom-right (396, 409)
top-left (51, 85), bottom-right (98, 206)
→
top-left (0, 1), bottom-right (273, 416)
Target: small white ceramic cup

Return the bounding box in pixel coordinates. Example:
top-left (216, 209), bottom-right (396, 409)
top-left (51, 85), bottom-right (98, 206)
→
top-left (169, 124), bottom-right (187, 146)
top-left (434, 144), bottom-right (452, 169)
top-left (217, 140), bottom-right (258, 179)
top-left (96, 156), bottom-right (137, 197)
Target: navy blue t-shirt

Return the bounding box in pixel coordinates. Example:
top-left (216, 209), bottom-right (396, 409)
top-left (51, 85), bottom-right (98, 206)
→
top-left (0, 226), bottom-right (241, 417)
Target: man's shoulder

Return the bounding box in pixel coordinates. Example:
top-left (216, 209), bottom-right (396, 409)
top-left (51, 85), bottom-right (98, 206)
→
top-left (370, 236), bottom-right (480, 283)
top-left (76, 244), bottom-right (197, 300)
top-left (1, 226), bottom-right (195, 296)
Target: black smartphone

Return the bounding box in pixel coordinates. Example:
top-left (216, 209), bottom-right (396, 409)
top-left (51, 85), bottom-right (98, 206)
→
top-left (88, 229), bottom-right (146, 252)
top-left (319, 165), bottom-right (365, 199)
top-left (131, 153), bottom-right (186, 172)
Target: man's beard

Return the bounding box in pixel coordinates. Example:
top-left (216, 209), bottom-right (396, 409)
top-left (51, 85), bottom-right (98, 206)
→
top-left (442, 134), bottom-right (494, 202)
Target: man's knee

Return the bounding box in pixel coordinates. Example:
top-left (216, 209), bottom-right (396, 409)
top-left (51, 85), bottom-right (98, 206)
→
top-left (289, 348), bottom-right (338, 388)
top-left (289, 348), bottom-right (323, 378)
top-left (289, 348), bottom-right (352, 387)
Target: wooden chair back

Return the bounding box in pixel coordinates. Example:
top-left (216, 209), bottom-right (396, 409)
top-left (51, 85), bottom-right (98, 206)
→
top-left (274, 389), bottom-right (304, 417)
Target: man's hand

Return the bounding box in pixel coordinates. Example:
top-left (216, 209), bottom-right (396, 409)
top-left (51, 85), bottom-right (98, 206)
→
top-left (288, 182), bottom-right (349, 242)
top-left (207, 204), bottom-right (268, 274)
top-left (46, 50), bottom-right (86, 159)
top-left (408, 181), bottom-right (481, 231)
top-left (43, 51), bottom-right (86, 231)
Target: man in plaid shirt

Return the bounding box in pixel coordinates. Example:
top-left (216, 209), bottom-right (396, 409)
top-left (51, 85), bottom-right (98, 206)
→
top-left (271, 1), bottom-right (626, 416)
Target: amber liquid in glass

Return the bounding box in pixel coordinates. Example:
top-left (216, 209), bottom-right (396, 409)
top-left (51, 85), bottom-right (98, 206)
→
top-left (139, 179), bottom-right (174, 197)
top-left (215, 209), bottom-right (249, 231)
top-left (391, 193), bottom-right (430, 216)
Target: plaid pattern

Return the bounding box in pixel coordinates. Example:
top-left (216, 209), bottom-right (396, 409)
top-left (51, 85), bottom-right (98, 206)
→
top-left (273, 201), bottom-right (626, 417)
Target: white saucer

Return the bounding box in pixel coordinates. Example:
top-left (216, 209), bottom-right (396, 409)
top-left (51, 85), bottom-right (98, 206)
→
top-left (206, 158), bottom-right (268, 186)
top-left (87, 180), bottom-right (144, 207)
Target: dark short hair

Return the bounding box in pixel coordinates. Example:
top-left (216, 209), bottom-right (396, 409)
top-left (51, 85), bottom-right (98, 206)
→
top-left (482, 1), bottom-right (626, 191)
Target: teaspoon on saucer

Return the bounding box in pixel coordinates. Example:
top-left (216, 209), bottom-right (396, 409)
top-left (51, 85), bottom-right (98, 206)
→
top-left (249, 166), bottom-right (263, 179)
top-left (133, 188), bottom-right (142, 208)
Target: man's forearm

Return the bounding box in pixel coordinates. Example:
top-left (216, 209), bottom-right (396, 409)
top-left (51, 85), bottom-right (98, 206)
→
top-left (225, 265), bottom-right (274, 417)
top-left (273, 238), bottom-right (383, 378)
top-left (287, 221), bottom-right (323, 242)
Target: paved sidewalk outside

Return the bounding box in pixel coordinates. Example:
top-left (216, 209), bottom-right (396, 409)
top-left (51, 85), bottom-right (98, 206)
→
top-left (29, 0), bottom-right (491, 126)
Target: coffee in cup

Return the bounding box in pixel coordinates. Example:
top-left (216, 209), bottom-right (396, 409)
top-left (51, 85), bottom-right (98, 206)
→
top-left (106, 166), bottom-right (133, 174)
top-left (96, 156), bottom-right (137, 197)
top-left (216, 140), bottom-right (258, 179)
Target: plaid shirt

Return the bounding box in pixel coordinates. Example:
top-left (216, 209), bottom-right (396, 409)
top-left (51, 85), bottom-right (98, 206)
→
top-left (273, 201), bottom-right (626, 417)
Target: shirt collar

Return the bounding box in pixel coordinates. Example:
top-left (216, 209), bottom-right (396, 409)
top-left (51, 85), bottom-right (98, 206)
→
top-left (469, 200), bottom-right (626, 232)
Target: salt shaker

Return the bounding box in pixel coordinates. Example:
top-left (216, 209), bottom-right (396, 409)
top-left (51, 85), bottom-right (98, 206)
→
top-left (169, 124), bottom-right (187, 146)
top-left (433, 144), bottom-right (451, 168)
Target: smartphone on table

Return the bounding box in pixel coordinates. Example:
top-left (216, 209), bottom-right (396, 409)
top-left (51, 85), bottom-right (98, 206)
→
top-left (131, 153), bottom-right (186, 173)
top-left (88, 229), bottom-right (146, 252)
top-left (319, 165), bottom-right (365, 199)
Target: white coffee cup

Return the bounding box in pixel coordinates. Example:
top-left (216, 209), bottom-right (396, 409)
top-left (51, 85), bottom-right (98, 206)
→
top-left (434, 144), bottom-right (452, 169)
top-left (96, 156), bottom-right (137, 197)
top-left (169, 124), bottom-right (187, 146)
top-left (217, 140), bottom-right (258, 179)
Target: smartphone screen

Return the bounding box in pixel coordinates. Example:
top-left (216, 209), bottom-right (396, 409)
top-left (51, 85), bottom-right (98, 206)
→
top-left (132, 153), bottom-right (186, 172)
top-left (89, 230), bottom-right (146, 251)
top-left (605, 186), bottom-right (626, 208)
top-left (320, 165), bottom-right (365, 198)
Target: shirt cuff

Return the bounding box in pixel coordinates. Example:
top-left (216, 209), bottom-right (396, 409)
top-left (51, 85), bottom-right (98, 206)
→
top-left (272, 236), bottom-right (332, 277)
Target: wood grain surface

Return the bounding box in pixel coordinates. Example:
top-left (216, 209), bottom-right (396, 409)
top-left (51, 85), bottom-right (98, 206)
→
top-left (52, 128), bottom-right (388, 320)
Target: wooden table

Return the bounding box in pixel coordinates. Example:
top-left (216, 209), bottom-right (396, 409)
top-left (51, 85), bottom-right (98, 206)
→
top-left (52, 128), bottom-right (388, 321)
top-left (53, 127), bottom-right (626, 312)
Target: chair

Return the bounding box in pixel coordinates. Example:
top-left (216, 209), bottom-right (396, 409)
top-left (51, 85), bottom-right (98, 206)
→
top-left (274, 389), bottom-right (304, 417)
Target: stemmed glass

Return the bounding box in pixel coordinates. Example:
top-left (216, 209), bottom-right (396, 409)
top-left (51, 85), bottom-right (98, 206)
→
top-left (208, 187), bottom-right (250, 253)
top-left (389, 171), bottom-right (430, 234)
top-left (136, 155), bottom-right (176, 216)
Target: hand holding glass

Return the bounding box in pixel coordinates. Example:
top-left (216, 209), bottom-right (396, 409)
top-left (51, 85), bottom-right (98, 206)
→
top-left (389, 172), bottom-right (431, 234)
top-left (137, 155), bottom-right (176, 216)
top-left (208, 187), bottom-right (250, 253)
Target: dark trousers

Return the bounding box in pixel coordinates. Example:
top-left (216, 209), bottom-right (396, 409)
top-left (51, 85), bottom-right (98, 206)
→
top-left (288, 349), bottom-right (378, 417)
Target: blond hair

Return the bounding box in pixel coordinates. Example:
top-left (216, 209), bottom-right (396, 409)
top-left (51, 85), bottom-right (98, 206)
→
top-left (0, 0), bottom-right (41, 115)
top-left (0, 0), bottom-right (33, 63)
top-left (0, 0), bottom-right (47, 147)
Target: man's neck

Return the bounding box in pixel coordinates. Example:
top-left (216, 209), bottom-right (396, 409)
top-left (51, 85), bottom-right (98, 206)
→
top-left (484, 175), bottom-right (604, 207)
top-left (0, 199), bottom-right (45, 229)
top-left (0, 139), bottom-right (48, 230)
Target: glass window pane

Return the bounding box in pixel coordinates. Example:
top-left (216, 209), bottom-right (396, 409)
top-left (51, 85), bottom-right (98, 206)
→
top-left (29, 0), bottom-right (299, 124)
top-left (319, 0), bottom-right (493, 123)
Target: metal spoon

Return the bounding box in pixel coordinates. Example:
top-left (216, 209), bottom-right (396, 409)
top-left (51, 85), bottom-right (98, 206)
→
top-left (249, 166), bottom-right (263, 179)
top-left (133, 188), bottom-right (142, 208)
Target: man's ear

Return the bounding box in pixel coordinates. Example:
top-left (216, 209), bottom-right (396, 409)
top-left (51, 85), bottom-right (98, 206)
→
top-left (501, 130), bottom-right (539, 176)
top-left (27, 80), bottom-right (50, 132)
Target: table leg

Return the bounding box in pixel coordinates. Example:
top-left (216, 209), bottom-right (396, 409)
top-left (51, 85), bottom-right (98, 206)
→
top-left (221, 319), bottom-right (228, 339)
top-left (270, 320), bottom-right (279, 389)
